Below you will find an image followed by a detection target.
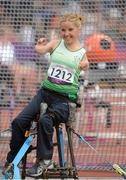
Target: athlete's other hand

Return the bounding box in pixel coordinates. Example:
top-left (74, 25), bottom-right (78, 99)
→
top-left (79, 55), bottom-right (89, 71)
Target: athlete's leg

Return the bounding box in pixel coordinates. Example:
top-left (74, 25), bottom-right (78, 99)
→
top-left (4, 88), bottom-right (46, 164)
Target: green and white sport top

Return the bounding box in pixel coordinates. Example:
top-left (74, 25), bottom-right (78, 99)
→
top-left (42, 39), bottom-right (86, 101)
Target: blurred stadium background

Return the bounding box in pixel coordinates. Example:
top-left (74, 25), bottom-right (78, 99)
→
top-left (0, 0), bottom-right (126, 178)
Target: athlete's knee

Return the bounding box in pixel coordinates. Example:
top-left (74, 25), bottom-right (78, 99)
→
top-left (12, 118), bottom-right (19, 129)
top-left (39, 113), bottom-right (54, 128)
top-left (12, 116), bottom-right (30, 133)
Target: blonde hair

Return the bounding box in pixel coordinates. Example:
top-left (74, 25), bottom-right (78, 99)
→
top-left (59, 13), bottom-right (84, 29)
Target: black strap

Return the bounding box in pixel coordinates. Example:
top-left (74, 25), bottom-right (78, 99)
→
top-left (42, 87), bottom-right (81, 107)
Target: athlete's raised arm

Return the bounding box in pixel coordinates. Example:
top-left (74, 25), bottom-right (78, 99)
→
top-left (35, 38), bottom-right (59, 54)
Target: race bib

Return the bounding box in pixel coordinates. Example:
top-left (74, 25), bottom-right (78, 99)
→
top-left (48, 63), bottom-right (75, 85)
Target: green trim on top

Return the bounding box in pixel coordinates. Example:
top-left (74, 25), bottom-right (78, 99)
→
top-left (81, 53), bottom-right (86, 61)
top-left (50, 40), bottom-right (62, 55)
top-left (64, 41), bottom-right (83, 52)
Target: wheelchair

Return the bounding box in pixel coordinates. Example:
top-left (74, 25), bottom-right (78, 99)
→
top-left (2, 102), bottom-right (79, 179)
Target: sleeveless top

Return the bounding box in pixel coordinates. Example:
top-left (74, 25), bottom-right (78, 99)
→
top-left (42, 39), bottom-right (86, 101)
